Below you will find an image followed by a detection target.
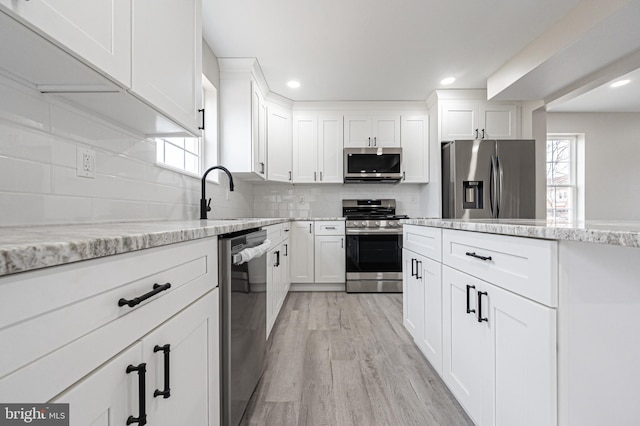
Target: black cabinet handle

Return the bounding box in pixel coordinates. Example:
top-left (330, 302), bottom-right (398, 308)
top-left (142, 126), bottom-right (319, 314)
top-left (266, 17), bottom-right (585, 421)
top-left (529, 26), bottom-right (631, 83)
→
top-left (309, 223), bottom-right (312, 234)
top-left (289, 171), bottom-right (292, 181)
top-left (475, 129), bottom-right (479, 139)
top-left (415, 260), bottom-right (422, 280)
top-left (411, 258), bottom-right (416, 277)
top-left (465, 252), bottom-right (492, 261)
top-left (477, 291), bottom-right (488, 323)
top-left (198, 108), bottom-right (205, 130)
top-left (466, 285), bottom-right (476, 314)
top-left (481, 129), bottom-right (485, 139)
top-left (341, 238), bottom-right (344, 249)
top-left (153, 344), bottom-right (171, 399)
top-left (118, 283), bottom-right (171, 308)
top-left (126, 363), bottom-right (147, 425)
top-left (259, 162), bottom-right (265, 174)
top-left (274, 251), bottom-right (280, 267)
top-left (368, 137), bottom-right (371, 147)
top-left (373, 136), bottom-right (377, 147)
top-left (284, 244), bottom-right (288, 256)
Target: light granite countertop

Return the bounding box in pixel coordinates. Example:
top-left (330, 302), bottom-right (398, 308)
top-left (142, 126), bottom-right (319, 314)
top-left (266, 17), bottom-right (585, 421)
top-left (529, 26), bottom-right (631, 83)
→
top-left (0, 217), bottom-right (348, 277)
top-left (402, 218), bottom-right (640, 248)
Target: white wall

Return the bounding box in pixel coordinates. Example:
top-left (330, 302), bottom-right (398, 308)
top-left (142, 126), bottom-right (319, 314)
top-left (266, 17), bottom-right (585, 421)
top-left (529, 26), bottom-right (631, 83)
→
top-left (547, 112), bottom-right (640, 220)
top-left (0, 43), bottom-right (253, 227)
top-left (253, 183), bottom-right (424, 218)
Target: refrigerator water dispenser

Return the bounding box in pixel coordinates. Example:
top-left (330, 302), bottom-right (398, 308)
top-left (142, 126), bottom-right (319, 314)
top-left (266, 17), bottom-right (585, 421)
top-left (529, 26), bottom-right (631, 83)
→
top-left (463, 181), bottom-right (483, 209)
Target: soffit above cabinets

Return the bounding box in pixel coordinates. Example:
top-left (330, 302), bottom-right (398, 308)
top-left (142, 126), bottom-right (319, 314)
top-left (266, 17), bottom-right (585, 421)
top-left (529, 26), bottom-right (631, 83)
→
top-left (487, 0), bottom-right (640, 104)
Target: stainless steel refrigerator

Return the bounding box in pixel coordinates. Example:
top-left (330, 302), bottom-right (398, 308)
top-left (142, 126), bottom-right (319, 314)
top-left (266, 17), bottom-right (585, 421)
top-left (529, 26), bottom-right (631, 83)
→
top-left (441, 139), bottom-right (536, 219)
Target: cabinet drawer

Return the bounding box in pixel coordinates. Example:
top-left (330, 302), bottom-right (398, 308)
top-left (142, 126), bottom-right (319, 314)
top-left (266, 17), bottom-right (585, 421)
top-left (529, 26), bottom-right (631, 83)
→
top-left (0, 238), bottom-right (217, 391)
top-left (442, 229), bottom-right (557, 307)
top-left (403, 225), bottom-right (442, 262)
top-left (315, 221), bottom-right (345, 235)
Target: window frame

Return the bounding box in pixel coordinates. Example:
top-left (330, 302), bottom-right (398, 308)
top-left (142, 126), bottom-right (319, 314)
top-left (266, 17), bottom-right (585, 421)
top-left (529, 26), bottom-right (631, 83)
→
top-left (546, 134), bottom-right (579, 223)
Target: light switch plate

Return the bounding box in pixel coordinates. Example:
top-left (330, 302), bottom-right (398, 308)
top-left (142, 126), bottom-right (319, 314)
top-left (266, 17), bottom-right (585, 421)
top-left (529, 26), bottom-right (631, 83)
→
top-left (77, 146), bottom-right (96, 178)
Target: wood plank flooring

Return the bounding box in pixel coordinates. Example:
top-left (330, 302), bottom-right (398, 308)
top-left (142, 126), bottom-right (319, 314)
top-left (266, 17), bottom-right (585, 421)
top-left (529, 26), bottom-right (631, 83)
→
top-left (240, 292), bottom-right (474, 426)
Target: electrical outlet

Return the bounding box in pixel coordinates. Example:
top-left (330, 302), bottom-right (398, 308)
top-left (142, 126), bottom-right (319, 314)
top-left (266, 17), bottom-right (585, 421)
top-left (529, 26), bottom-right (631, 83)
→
top-left (410, 195), bottom-right (417, 204)
top-left (298, 195), bottom-right (305, 203)
top-left (76, 147), bottom-right (96, 178)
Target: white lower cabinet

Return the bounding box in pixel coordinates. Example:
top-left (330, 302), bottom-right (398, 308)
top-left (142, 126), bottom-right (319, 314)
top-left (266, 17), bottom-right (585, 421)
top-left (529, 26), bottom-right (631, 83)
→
top-left (290, 221), bottom-right (314, 282)
top-left (53, 290), bottom-right (219, 426)
top-left (314, 235), bottom-right (345, 283)
top-left (442, 265), bottom-right (556, 426)
top-left (266, 224), bottom-right (290, 338)
top-left (403, 248), bottom-right (442, 374)
top-left (0, 238), bottom-right (220, 425)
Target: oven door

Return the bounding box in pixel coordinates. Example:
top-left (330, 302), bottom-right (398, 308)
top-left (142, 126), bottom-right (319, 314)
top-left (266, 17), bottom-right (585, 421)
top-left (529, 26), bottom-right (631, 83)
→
top-left (345, 230), bottom-right (402, 279)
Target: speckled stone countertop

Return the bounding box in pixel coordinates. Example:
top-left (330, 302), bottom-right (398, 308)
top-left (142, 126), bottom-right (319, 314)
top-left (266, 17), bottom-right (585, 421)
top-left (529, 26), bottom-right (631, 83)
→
top-left (402, 218), bottom-right (640, 248)
top-left (0, 219), bottom-right (290, 277)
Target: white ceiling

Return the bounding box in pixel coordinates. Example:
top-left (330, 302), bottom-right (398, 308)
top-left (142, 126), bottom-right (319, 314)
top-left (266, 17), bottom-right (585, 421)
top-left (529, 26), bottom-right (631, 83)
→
top-left (202, 0), bottom-right (582, 102)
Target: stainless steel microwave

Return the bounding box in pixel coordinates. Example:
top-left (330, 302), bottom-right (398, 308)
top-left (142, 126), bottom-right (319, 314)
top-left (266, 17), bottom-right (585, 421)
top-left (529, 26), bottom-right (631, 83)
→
top-left (343, 147), bottom-right (403, 183)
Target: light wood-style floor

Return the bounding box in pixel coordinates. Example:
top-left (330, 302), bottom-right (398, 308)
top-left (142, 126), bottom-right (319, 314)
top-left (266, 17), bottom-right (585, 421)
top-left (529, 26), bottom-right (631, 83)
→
top-left (240, 292), bottom-right (474, 426)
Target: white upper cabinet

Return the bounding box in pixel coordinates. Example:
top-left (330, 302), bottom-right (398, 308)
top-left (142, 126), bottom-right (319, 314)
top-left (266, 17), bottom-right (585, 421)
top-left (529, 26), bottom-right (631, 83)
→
top-left (267, 103), bottom-right (292, 183)
top-left (219, 59), bottom-right (268, 179)
top-left (0, 0), bottom-right (203, 136)
top-left (0, 0), bottom-right (131, 87)
top-left (344, 114), bottom-right (400, 147)
top-left (292, 113), bottom-right (343, 183)
top-left (441, 100), bottom-right (518, 140)
top-left (400, 115), bottom-right (429, 183)
top-left (131, 0), bottom-right (202, 134)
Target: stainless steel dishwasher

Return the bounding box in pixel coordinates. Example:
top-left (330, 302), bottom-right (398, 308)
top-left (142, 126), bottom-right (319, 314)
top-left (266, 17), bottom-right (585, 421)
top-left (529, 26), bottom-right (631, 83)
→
top-left (219, 228), bottom-right (269, 426)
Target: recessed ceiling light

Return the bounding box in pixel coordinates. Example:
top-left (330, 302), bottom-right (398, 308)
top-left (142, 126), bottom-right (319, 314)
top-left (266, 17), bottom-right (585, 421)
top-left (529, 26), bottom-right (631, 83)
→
top-left (610, 79), bottom-right (630, 88)
top-left (440, 77), bottom-right (456, 85)
top-left (287, 80), bottom-right (301, 89)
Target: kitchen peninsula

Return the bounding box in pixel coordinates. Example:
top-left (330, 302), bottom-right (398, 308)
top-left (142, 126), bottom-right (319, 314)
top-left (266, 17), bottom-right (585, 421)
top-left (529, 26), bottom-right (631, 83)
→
top-left (402, 218), bottom-right (640, 426)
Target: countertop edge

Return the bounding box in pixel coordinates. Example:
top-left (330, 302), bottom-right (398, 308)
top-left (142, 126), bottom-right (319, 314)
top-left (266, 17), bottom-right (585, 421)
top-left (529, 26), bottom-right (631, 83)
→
top-left (401, 218), bottom-right (640, 248)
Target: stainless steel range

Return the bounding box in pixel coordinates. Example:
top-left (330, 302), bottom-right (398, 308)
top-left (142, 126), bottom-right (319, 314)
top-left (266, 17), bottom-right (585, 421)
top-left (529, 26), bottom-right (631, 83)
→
top-left (343, 199), bottom-right (405, 293)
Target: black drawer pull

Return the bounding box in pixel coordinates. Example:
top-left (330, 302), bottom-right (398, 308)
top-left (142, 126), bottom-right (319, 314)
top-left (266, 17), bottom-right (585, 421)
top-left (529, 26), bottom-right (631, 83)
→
top-left (118, 283), bottom-right (172, 308)
top-left (465, 252), bottom-right (492, 261)
top-left (154, 344), bottom-right (171, 399)
top-left (477, 291), bottom-right (488, 323)
top-left (126, 363), bottom-right (147, 425)
top-left (466, 285), bottom-right (476, 314)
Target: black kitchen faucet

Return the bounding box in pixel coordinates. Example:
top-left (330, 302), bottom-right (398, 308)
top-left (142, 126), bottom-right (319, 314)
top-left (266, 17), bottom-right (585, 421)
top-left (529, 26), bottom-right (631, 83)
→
top-left (200, 165), bottom-right (234, 219)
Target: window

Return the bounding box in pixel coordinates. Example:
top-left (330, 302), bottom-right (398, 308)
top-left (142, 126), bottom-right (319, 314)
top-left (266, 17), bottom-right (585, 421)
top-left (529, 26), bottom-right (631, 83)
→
top-left (156, 76), bottom-right (218, 179)
top-left (546, 135), bottom-right (578, 222)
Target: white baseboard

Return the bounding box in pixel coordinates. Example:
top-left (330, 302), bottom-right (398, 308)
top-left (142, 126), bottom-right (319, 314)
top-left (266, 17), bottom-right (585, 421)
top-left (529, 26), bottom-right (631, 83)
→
top-left (290, 283), bottom-right (346, 292)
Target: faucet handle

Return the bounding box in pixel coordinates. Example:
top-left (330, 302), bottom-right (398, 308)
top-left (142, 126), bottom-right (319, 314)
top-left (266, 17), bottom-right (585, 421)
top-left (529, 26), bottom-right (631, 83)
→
top-left (206, 198), bottom-right (212, 212)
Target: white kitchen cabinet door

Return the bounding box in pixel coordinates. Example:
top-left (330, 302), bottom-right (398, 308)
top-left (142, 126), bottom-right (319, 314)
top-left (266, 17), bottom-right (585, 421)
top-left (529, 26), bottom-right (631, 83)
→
top-left (292, 114), bottom-right (318, 183)
top-left (253, 84), bottom-right (268, 178)
top-left (402, 250), bottom-right (423, 339)
top-left (344, 114), bottom-right (400, 147)
top-left (0, 0), bottom-right (131, 87)
top-left (442, 265), bottom-right (485, 425)
top-left (418, 256), bottom-right (442, 374)
top-left (440, 100), bottom-right (479, 141)
top-left (344, 115), bottom-right (372, 147)
top-left (401, 115), bottom-right (429, 183)
top-left (267, 104), bottom-right (292, 182)
top-left (131, 0), bottom-right (202, 134)
top-left (318, 114), bottom-right (344, 182)
top-left (290, 221), bottom-right (314, 283)
top-left (481, 280), bottom-right (556, 426)
top-left (52, 343), bottom-right (142, 426)
top-left (314, 235), bottom-right (345, 283)
top-left (142, 289), bottom-right (218, 426)
top-left (479, 103), bottom-right (518, 140)
top-left (372, 115), bottom-right (401, 146)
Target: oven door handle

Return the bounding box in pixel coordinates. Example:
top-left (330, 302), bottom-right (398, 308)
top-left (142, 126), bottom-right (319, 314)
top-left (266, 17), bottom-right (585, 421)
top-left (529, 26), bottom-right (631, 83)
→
top-left (346, 228), bottom-right (402, 235)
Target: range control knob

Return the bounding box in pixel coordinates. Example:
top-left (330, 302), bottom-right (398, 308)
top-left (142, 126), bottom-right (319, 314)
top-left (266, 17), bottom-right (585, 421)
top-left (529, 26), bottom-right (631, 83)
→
top-left (375, 221), bottom-right (380, 226)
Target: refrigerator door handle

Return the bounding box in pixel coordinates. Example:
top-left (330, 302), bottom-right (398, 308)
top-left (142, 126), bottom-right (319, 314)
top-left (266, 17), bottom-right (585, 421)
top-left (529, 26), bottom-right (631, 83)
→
top-left (489, 156), bottom-right (498, 218)
top-left (496, 156), bottom-right (504, 218)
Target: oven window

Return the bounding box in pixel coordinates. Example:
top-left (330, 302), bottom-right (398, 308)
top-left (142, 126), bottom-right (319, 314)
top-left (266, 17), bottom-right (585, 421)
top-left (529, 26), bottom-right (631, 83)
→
top-left (346, 234), bottom-right (402, 272)
top-left (347, 154), bottom-right (401, 174)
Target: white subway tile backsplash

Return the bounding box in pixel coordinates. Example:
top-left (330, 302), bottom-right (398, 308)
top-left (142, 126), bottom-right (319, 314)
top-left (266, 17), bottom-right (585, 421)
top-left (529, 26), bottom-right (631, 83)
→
top-left (0, 156), bottom-right (52, 194)
top-left (49, 104), bottom-right (126, 152)
top-left (0, 77), bottom-right (50, 131)
top-left (0, 122), bottom-right (54, 164)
